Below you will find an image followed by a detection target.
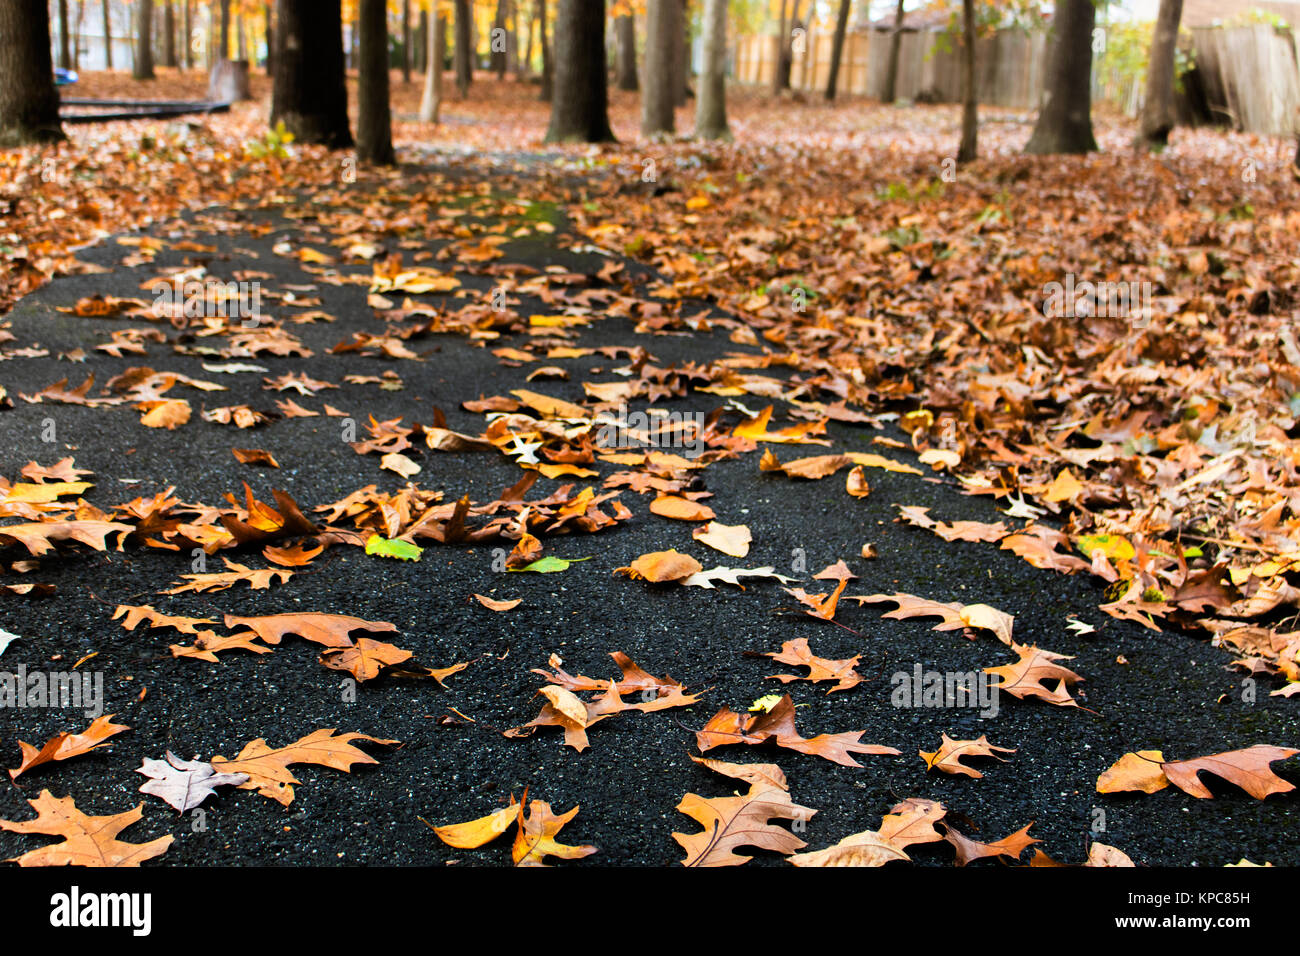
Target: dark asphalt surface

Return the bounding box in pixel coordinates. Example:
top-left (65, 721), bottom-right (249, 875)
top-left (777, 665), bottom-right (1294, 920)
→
top-left (0, 155), bottom-right (1295, 868)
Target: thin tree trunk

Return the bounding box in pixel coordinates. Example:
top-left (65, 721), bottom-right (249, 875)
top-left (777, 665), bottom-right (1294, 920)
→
top-left (271, 0), bottom-right (353, 147)
top-left (674, 0), bottom-right (689, 105)
top-left (0, 0), bottom-right (65, 146)
top-left (772, 0), bottom-right (788, 94)
top-left (544, 0), bottom-right (613, 142)
top-left (882, 0), bottom-right (905, 102)
top-left (358, 0), bottom-right (395, 164)
top-left (102, 0), bottom-right (113, 69)
top-left (58, 0), bottom-right (71, 69)
top-left (264, 2), bottom-right (273, 74)
top-left (185, 0), bottom-right (194, 69)
top-left (492, 0), bottom-right (506, 76)
top-left (162, 0), bottom-right (176, 66)
top-left (419, 11), bottom-right (443, 122)
top-left (695, 0), bottom-right (728, 139)
top-left (134, 0), bottom-right (154, 78)
top-left (957, 0), bottom-right (977, 162)
top-left (825, 0), bottom-right (849, 101)
top-left (538, 0), bottom-right (551, 100)
top-left (455, 0), bottom-right (472, 96)
top-left (237, 10), bottom-right (247, 60)
top-left (642, 0), bottom-right (677, 134)
top-left (1025, 0), bottom-right (1098, 154)
top-left (615, 14), bottom-right (637, 90)
top-left (218, 0), bottom-right (230, 59)
top-left (1138, 0), bottom-right (1183, 149)
top-left (401, 0), bottom-right (411, 83)
top-left (417, 7), bottom-right (428, 72)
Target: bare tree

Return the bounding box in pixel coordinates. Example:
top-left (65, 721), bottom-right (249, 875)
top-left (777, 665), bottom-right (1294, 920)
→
top-left (420, 9), bottom-right (443, 122)
top-left (643, 0), bottom-right (680, 134)
top-left (0, 0), bottom-right (65, 146)
top-left (102, 0), bottom-right (113, 69)
top-left (825, 0), bottom-right (850, 101)
top-left (882, 0), bottom-right (905, 102)
top-left (544, 0), bottom-right (613, 141)
top-left (271, 0), bottom-right (353, 147)
top-left (957, 0), bottom-right (977, 162)
top-left (454, 0), bottom-right (472, 96)
top-left (695, 0), bottom-right (729, 139)
top-left (1137, 0), bottom-right (1183, 149)
top-left (58, 0), bottom-right (72, 69)
top-left (537, 0), bottom-right (552, 100)
top-left (134, 0), bottom-right (155, 78)
top-left (358, 0), bottom-right (395, 164)
top-left (615, 13), bottom-right (637, 90)
top-left (1025, 0), bottom-right (1098, 154)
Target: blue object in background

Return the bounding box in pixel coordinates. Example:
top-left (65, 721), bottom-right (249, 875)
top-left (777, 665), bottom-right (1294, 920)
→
top-left (54, 68), bottom-right (78, 86)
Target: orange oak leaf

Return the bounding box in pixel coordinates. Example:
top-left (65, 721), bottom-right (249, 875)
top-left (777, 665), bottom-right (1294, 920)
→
top-left (920, 733), bottom-right (1016, 778)
top-left (674, 756), bottom-right (816, 867)
top-left (695, 694), bottom-right (899, 767)
top-left (756, 637), bottom-right (863, 693)
top-left (209, 729), bottom-right (400, 806)
top-left (0, 791), bottom-right (173, 867)
top-left (1098, 746), bottom-right (1299, 799)
top-left (10, 715), bottom-right (130, 780)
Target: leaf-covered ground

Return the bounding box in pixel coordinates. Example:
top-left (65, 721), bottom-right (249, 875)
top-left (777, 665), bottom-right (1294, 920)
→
top-left (0, 74), bottom-right (1297, 867)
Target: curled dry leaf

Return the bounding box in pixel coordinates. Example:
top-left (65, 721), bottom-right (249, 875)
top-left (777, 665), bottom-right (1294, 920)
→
top-left (10, 714), bottom-right (130, 780)
top-left (695, 694), bottom-right (899, 768)
top-left (649, 495), bottom-right (715, 521)
top-left (691, 521), bottom-right (751, 558)
top-left (615, 549), bottom-right (703, 583)
top-left (920, 733), bottom-right (1016, 778)
top-left (473, 593), bottom-right (521, 611)
top-left (1097, 745), bottom-right (1299, 799)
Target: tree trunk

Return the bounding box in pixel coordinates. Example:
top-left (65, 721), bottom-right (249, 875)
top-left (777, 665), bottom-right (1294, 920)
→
top-left (492, 0), bottom-right (506, 77)
top-left (614, 14), bottom-right (637, 90)
top-left (772, 0), bottom-right (788, 94)
top-left (882, 0), bottom-right (905, 102)
top-left (219, 0), bottom-right (230, 59)
top-left (673, 0), bottom-right (688, 106)
top-left (0, 0), bottom-right (64, 146)
top-left (264, 2), bottom-right (273, 74)
top-left (1137, 0), bottom-right (1183, 149)
top-left (162, 0), bottom-right (176, 67)
top-left (1025, 0), bottom-right (1098, 154)
top-left (419, 11), bottom-right (443, 122)
top-left (537, 0), bottom-right (552, 100)
top-left (358, 0), bottom-right (395, 164)
top-left (103, 0), bottom-right (113, 69)
top-left (401, 0), bottom-right (411, 83)
top-left (134, 0), bottom-right (154, 78)
top-left (417, 8), bottom-right (428, 72)
top-left (695, 0), bottom-right (728, 139)
top-left (544, 0), bottom-right (613, 142)
top-left (271, 0), bottom-right (353, 147)
top-left (642, 0), bottom-right (678, 134)
top-left (825, 0), bottom-right (850, 101)
top-left (237, 10), bottom-right (247, 60)
top-left (957, 0), bottom-right (977, 162)
top-left (454, 0), bottom-right (472, 96)
top-left (58, 0), bottom-right (71, 69)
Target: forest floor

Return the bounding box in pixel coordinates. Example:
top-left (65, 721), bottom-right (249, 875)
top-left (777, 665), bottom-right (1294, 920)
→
top-left (0, 73), bottom-right (1297, 868)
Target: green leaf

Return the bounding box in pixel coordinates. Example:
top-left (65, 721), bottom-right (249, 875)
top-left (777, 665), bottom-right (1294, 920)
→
top-left (365, 534), bottom-right (422, 562)
top-left (509, 555), bottom-right (591, 574)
